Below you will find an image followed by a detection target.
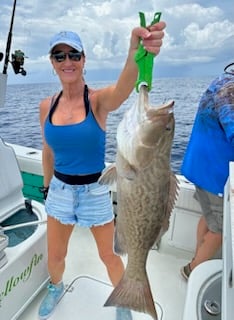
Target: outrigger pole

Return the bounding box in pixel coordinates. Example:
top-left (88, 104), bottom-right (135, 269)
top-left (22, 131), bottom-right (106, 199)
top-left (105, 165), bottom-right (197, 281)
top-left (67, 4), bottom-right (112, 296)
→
top-left (2, 0), bottom-right (17, 74)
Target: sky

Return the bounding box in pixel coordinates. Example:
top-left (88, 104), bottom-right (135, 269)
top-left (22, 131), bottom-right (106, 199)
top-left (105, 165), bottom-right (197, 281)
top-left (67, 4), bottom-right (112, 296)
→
top-left (0, 0), bottom-right (234, 84)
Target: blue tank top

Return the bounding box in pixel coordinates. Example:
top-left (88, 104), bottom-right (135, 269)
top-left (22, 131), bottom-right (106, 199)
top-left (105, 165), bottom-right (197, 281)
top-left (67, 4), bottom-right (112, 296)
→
top-left (44, 85), bottom-right (106, 175)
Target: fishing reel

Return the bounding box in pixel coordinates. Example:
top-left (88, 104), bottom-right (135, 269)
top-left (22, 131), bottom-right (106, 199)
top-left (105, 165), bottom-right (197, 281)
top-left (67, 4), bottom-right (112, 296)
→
top-left (10, 49), bottom-right (27, 76)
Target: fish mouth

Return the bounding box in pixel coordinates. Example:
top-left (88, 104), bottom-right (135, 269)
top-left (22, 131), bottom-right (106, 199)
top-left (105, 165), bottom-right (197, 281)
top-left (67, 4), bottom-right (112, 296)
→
top-left (156, 100), bottom-right (174, 113)
top-left (146, 100), bottom-right (174, 123)
top-left (139, 85), bottom-right (174, 112)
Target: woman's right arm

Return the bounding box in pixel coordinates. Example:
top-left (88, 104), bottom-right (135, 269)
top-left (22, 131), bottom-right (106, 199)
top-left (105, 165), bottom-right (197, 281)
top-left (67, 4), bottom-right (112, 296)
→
top-left (39, 98), bottom-right (54, 188)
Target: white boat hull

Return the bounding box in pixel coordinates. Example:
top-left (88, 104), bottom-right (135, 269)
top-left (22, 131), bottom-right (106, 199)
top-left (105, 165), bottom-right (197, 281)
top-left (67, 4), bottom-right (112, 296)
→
top-left (0, 140), bottom-right (49, 320)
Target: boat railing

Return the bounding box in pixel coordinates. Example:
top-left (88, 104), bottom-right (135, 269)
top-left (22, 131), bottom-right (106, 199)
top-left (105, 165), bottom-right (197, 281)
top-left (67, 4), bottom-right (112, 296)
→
top-left (222, 161), bottom-right (234, 318)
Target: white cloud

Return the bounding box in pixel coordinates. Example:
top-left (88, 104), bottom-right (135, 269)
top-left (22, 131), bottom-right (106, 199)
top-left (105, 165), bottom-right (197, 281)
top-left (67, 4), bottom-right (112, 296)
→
top-left (165, 3), bottom-right (223, 22)
top-left (183, 20), bottom-right (234, 49)
top-left (0, 0), bottom-right (233, 83)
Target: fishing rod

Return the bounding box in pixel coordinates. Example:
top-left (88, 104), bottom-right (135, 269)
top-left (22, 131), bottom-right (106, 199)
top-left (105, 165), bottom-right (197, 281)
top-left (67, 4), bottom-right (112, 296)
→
top-left (2, 0), bottom-right (17, 74)
top-left (2, 0), bottom-right (26, 76)
top-left (0, 0), bottom-right (27, 107)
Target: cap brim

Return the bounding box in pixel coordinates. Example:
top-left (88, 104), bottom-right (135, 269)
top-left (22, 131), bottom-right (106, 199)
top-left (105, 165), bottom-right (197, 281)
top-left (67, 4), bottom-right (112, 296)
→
top-left (49, 41), bottom-right (83, 53)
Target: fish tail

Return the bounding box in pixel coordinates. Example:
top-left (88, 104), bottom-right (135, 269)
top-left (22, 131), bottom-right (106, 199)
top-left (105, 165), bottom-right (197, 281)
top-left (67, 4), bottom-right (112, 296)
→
top-left (104, 273), bottom-right (158, 320)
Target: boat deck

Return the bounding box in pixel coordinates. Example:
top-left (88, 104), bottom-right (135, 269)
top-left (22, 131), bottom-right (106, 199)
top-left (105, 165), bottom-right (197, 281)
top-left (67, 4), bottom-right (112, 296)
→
top-left (17, 226), bottom-right (193, 320)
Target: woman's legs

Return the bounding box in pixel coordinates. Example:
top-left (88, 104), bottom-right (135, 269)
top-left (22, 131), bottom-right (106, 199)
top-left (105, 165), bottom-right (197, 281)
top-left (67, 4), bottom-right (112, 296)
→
top-left (91, 221), bottom-right (133, 319)
top-left (39, 216), bottom-right (74, 319)
top-left (90, 220), bottom-right (124, 287)
top-left (47, 215), bottom-right (74, 284)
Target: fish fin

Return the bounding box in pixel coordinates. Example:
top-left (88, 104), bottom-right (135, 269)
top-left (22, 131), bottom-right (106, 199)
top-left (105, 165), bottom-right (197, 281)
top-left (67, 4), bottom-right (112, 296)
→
top-left (98, 163), bottom-right (117, 185)
top-left (156, 172), bottom-right (180, 243)
top-left (168, 172), bottom-right (180, 213)
top-left (120, 164), bottom-right (137, 180)
top-left (117, 153), bottom-right (138, 180)
top-left (104, 273), bottom-right (158, 320)
top-left (164, 172), bottom-right (180, 227)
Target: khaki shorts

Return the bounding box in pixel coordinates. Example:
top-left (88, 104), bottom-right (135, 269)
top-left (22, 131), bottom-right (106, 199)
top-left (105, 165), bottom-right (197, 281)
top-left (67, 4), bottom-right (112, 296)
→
top-left (194, 186), bottom-right (223, 233)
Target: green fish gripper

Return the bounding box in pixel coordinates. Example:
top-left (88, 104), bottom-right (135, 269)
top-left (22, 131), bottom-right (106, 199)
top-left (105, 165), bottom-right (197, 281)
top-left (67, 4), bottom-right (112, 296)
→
top-left (135, 12), bottom-right (161, 92)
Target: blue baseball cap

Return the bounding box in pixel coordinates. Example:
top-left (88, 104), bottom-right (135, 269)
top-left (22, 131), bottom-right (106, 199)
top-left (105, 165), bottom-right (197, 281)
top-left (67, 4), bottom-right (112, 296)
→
top-left (49, 31), bottom-right (84, 53)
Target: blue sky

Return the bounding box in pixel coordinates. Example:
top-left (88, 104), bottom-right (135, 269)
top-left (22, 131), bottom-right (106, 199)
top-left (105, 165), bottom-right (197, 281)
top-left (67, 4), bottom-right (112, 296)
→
top-left (0, 0), bottom-right (233, 84)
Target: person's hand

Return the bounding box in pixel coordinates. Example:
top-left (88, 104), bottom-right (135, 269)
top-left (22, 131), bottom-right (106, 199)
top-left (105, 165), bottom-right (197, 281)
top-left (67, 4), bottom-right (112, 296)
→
top-left (40, 186), bottom-right (49, 200)
top-left (130, 21), bottom-right (166, 56)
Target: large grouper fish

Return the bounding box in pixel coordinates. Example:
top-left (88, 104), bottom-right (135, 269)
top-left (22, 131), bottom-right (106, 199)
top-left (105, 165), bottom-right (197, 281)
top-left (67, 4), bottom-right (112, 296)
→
top-left (98, 85), bottom-right (179, 319)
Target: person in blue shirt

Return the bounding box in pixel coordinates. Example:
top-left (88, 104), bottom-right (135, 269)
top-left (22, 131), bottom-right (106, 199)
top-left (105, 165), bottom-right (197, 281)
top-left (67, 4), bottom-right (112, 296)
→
top-left (180, 64), bottom-right (234, 280)
top-left (38, 21), bottom-right (166, 320)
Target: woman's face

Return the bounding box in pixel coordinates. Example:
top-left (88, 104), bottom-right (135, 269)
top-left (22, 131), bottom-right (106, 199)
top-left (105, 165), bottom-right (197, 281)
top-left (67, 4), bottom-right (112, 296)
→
top-left (50, 44), bottom-right (85, 84)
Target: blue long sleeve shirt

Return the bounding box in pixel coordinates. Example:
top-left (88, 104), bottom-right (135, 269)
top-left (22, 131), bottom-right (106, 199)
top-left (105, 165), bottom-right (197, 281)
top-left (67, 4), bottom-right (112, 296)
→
top-left (181, 73), bottom-right (234, 195)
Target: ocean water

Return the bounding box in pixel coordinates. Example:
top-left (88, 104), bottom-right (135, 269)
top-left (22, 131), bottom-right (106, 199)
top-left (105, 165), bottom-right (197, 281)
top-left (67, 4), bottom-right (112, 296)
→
top-left (0, 77), bottom-right (212, 174)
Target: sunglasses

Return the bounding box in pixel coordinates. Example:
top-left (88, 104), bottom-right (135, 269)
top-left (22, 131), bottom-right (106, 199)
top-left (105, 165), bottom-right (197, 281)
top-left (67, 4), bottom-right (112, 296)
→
top-left (51, 50), bottom-right (82, 62)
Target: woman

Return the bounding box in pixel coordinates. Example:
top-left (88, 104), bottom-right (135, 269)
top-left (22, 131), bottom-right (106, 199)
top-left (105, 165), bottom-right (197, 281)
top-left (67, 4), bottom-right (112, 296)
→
top-left (38, 21), bottom-right (166, 320)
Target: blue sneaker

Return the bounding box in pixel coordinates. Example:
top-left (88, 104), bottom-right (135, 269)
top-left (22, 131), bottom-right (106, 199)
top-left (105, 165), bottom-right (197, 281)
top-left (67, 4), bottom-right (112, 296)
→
top-left (116, 307), bottom-right (133, 320)
top-left (38, 282), bottom-right (64, 319)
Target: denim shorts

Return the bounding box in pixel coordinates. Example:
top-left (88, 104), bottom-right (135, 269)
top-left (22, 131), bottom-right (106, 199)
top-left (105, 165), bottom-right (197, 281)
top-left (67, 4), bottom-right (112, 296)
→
top-left (194, 187), bottom-right (223, 233)
top-left (45, 175), bottom-right (114, 227)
